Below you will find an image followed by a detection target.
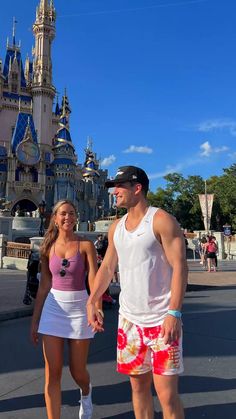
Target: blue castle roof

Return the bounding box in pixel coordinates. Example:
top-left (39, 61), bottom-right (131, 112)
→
top-left (3, 92), bottom-right (31, 102)
top-left (11, 113), bottom-right (38, 154)
top-left (55, 101), bottom-right (60, 116)
top-left (54, 113), bottom-right (74, 149)
top-left (3, 48), bottom-right (26, 88)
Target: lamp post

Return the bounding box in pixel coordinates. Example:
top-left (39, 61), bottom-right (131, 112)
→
top-left (38, 200), bottom-right (46, 237)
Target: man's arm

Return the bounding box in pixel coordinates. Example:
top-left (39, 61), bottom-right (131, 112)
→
top-left (87, 220), bottom-right (119, 332)
top-left (154, 209), bottom-right (188, 344)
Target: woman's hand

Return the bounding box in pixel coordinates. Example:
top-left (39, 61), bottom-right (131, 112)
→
top-left (30, 320), bottom-right (40, 346)
top-left (87, 303), bottom-right (104, 333)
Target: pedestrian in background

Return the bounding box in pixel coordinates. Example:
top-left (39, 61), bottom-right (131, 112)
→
top-left (211, 235), bottom-right (218, 269)
top-left (94, 234), bottom-right (116, 306)
top-left (30, 199), bottom-right (102, 419)
top-left (199, 236), bottom-right (208, 269)
top-left (23, 249), bottom-right (40, 305)
top-left (206, 235), bottom-right (218, 272)
top-left (87, 165), bottom-right (188, 419)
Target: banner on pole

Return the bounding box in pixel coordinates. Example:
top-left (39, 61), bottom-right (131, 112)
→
top-left (198, 194), bottom-right (214, 231)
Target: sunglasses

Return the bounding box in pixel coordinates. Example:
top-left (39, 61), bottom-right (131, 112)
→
top-left (59, 258), bottom-right (70, 277)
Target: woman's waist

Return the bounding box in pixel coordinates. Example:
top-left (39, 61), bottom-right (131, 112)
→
top-left (50, 288), bottom-right (88, 302)
top-left (51, 274), bottom-right (86, 290)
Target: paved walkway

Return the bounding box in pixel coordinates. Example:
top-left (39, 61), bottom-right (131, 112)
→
top-left (0, 261), bottom-right (236, 418)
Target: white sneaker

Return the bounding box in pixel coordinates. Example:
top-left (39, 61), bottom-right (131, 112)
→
top-left (79, 384), bottom-right (93, 419)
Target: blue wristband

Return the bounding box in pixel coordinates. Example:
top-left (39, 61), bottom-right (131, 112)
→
top-left (167, 309), bottom-right (182, 318)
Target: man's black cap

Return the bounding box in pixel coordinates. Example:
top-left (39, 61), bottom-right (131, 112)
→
top-left (105, 165), bottom-right (149, 190)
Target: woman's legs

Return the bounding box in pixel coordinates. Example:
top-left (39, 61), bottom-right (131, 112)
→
top-left (207, 257), bottom-right (212, 272)
top-left (69, 339), bottom-right (92, 418)
top-left (68, 339), bottom-right (91, 394)
top-left (42, 335), bottom-right (64, 419)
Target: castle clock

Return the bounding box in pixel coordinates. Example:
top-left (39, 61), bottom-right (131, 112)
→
top-left (16, 139), bottom-right (40, 165)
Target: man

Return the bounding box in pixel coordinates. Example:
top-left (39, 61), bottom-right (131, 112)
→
top-left (87, 166), bottom-right (188, 419)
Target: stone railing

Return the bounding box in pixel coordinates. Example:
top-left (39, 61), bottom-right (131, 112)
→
top-left (6, 242), bottom-right (31, 259)
top-left (14, 181), bottom-right (42, 192)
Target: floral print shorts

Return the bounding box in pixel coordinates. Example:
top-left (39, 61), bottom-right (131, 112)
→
top-left (117, 315), bottom-right (184, 376)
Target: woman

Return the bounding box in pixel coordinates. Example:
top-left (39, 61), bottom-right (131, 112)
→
top-left (30, 200), bottom-right (103, 419)
top-left (206, 235), bottom-right (218, 272)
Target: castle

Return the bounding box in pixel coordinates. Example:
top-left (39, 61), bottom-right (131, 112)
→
top-left (0, 0), bottom-right (109, 223)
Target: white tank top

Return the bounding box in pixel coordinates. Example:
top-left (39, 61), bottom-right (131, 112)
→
top-left (114, 206), bottom-right (172, 327)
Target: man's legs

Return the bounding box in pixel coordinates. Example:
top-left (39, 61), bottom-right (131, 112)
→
top-left (153, 374), bottom-right (184, 419)
top-left (129, 371), bottom-right (154, 419)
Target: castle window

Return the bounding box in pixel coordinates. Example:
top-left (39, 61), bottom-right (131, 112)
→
top-left (44, 104), bottom-right (46, 112)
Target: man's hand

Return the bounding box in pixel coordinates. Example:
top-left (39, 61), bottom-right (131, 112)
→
top-left (160, 315), bottom-right (182, 345)
top-left (87, 303), bottom-right (104, 333)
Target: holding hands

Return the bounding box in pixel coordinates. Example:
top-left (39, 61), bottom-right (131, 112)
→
top-left (87, 303), bottom-right (104, 333)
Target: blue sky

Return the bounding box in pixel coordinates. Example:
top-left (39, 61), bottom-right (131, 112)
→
top-left (1, 0), bottom-right (236, 192)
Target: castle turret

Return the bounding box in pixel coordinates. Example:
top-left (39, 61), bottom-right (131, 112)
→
top-left (32, 0), bottom-right (56, 146)
top-left (52, 109), bottom-right (77, 203)
top-left (2, 18), bottom-right (26, 93)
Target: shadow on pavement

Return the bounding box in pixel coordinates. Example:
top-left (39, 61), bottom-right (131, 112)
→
top-left (180, 375), bottom-right (236, 394)
top-left (184, 403), bottom-right (236, 419)
top-left (0, 383), bottom-right (235, 418)
top-left (187, 284), bottom-right (236, 292)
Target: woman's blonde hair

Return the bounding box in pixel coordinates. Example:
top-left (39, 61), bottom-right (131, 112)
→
top-left (40, 199), bottom-right (77, 257)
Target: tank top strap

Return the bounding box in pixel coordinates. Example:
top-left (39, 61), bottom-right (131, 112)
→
top-left (137, 206), bottom-right (159, 231)
top-left (145, 206), bottom-right (159, 220)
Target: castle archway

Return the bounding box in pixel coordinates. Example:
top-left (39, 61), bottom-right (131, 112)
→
top-left (11, 199), bottom-right (37, 216)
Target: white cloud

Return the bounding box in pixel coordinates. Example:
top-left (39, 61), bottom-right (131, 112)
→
top-left (148, 156), bottom-right (206, 180)
top-left (200, 141), bottom-right (212, 157)
top-left (200, 141), bottom-right (229, 157)
top-left (100, 155), bottom-right (116, 167)
top-left (214, 146), bottom-right (229, 153)
top-left (148, 164), bottom-right (183, 180)
top-left (123, 145), bottom-right (153, 154)
top-left (197, 118), bottom-right (236, 136)
top-left (148, 140), bottom-right (231, 182)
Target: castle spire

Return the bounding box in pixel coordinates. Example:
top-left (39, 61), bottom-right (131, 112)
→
top-left (12, 17), bottom-right (17, 46)
top-left (61, 88), bottom-right (71, 119)
top-left (39, 0), bottom-right (48, 12)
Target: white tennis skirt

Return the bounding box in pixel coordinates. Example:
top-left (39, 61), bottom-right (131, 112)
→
top-left (38, 288), bottom-right (94, 340)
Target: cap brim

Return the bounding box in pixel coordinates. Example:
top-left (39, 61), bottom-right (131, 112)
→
top-left (104, 180), bottom-right (115, 188)
top-left (104, 179), bottom-right (128, 188)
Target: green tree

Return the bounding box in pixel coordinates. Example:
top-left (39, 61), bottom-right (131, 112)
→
top-left (147, 166), bottom-right (236, 232)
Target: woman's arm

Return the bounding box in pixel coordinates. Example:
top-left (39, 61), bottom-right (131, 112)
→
top-left (30, 254), bottom-right (52, 345)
